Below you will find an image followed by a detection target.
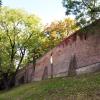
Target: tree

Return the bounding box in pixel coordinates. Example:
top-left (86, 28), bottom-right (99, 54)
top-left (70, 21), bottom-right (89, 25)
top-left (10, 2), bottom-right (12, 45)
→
top-left (0, 0), bottom-right (2, 6)
top-left (0, 7), bottom-right (41, 89)
top-left (44, 18), bottom-right (78, 50)
top-left (62, 0), bottom-right (100, 27)
top-left (25, 31), bottom-right (48, 80)
top-left (43, 18), bottom-right (78, 79)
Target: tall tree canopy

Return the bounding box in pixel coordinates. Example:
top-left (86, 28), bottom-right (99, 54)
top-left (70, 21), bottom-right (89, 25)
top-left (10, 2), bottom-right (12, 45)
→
top-left (0, 7), bottom-right (42, 89)
top-left (0, 0), bottom-right (2, 6)
top-left (44, 18), bottom-right (78, 49)
top-left (62, 0), bottom-right (100, 27)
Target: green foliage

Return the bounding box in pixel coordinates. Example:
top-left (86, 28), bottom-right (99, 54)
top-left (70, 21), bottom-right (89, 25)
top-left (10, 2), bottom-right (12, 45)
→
top-left (62, 0), bottom-right (100, 27)
top-left (0, 7), bottom-right (42, 89)
top-left (0, 0), bottom-right (2, 6)
top-left (44, 18), bottom-right (78, 50)
top-left (0, 7), bottom-right (41, 71)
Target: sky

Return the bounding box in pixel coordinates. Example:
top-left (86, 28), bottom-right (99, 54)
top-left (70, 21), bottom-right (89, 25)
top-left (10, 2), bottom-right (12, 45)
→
top-left (3, 0), bottom-right (66, 24)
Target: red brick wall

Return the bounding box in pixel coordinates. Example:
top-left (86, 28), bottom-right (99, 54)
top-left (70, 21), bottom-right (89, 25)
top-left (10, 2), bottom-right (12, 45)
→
top-left (33, 20), bottom-right (100, 81)
top-left (16, 19), bottom-right (100, 84)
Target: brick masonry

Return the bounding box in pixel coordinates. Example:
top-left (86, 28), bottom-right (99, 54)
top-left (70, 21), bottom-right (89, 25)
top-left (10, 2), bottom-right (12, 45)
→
top-left (16, 19), bottom-right (100, 85)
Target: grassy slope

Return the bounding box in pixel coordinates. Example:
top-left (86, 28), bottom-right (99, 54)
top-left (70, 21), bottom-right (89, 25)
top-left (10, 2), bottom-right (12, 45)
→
top-left (0, 72), bottom-right (100, 100)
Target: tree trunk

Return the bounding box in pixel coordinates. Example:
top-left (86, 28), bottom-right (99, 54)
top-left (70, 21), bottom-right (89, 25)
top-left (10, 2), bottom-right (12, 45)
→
top-left (32, 55), bottom-right (36, 80)
top-left (2, 73), bottom-right (10, 90)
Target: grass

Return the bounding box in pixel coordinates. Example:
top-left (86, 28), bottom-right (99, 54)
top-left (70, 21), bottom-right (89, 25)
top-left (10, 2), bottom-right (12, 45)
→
top-left (0, 72), bottom-right (100, 100)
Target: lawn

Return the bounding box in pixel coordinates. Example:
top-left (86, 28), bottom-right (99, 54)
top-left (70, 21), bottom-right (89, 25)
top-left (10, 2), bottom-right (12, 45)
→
top-left (0, 72), bottom-right (100, 100)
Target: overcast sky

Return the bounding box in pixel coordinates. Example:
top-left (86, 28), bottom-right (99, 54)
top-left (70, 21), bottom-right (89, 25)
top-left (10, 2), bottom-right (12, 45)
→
top-left (3, 0), bottom-right (66, 24)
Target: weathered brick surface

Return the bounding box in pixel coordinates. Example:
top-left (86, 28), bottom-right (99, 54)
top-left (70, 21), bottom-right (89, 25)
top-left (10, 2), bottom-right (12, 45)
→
top-left (33, 20), bottom-right (100, 81)
top-left (16, 19), bottom-right (100, 84)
